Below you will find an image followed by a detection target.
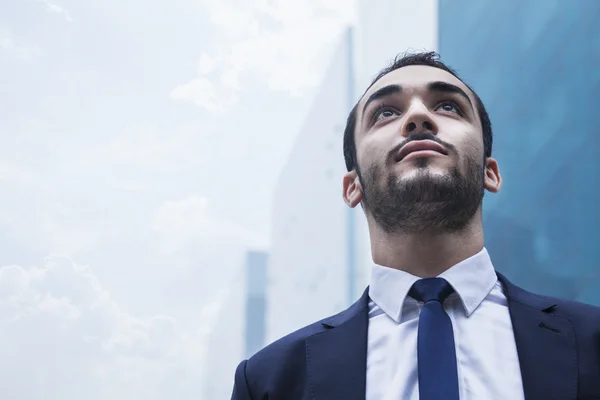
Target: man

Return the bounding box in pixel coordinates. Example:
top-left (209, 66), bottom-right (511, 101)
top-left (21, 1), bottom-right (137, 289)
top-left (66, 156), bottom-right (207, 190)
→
top-left (230, 51), bottom-right (600, 400)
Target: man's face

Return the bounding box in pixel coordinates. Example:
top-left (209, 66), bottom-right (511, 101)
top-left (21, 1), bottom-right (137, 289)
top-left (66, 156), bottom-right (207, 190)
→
top-left (343, 65), bottom-right (501, 233)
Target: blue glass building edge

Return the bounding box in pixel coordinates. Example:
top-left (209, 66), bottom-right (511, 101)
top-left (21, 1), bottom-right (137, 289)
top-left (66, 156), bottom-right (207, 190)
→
top-left (437, 0), bottom-right (600, 305)
top-left (346, 26), bottom-right (357, 306)
top-left (244, 251), bottom-right (268, 357)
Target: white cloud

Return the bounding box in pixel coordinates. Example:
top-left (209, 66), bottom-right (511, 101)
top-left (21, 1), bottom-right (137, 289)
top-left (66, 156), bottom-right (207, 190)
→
top-left (0, 159), bottom-right (47, 190)
top-left (103, 123), bottom-right (213, 172)
top-left (0, 29), bottom-right (42, 62)
top-left (39, 0), bottom-right (74, 22)
top-left (170, 77), bottom-right (238, 114)
top-left (0, 256), bottom-right (208, 399)
top-left (197, 53), bottom-right (219, 75)
top-left (198, 286), bottom-right (232, 337)
top-left (151, 194), bottom-right (267, 255)
top-left (171, 0), bottom-right (357, 112)
top-left (0, 112), bottom-right (257, 259)
top-left (152, 194), bottom-right (210, 236)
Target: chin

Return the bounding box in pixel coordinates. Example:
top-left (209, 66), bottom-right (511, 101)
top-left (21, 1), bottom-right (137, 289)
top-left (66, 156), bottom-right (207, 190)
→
top-left (397, 164), bottom-right (452, 180)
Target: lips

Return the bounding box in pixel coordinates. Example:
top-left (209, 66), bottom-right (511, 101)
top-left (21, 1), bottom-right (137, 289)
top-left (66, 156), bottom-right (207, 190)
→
top-left (395, 140), bottom-right (448, 162)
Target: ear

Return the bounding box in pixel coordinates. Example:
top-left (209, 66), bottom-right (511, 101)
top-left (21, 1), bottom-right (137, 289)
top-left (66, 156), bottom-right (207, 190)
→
top-left (484, 157), bottom-right (502, 193)
top-left (343, 170), bottom-right (363, 207)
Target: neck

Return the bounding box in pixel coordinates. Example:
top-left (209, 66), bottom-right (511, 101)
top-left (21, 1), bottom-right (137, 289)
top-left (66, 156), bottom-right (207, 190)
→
top-left (369, 216), bottom-right (485, 278)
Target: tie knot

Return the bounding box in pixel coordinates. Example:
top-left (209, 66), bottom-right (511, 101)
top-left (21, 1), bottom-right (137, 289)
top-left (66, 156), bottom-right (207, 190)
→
top-left (409, 278), bottom-right (454, 303)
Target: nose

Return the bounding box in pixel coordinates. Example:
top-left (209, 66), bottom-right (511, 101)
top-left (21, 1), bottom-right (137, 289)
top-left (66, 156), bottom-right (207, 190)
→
top-left (401, 102), bottom-right (438, 137)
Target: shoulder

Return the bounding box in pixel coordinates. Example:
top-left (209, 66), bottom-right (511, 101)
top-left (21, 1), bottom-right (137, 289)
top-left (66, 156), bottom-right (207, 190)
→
top-left (546, 293), bottom-right (600, 325)
top-left (234, 315), bottom-right (333, 398)
top-left (246, 287), bottom-right (370, 370)
top-left (499, 272), bottom-right (600, 325)
top-left (250, 317), bottom-right (328, 366)
top-left (236, 288), bottom-right (370, 397)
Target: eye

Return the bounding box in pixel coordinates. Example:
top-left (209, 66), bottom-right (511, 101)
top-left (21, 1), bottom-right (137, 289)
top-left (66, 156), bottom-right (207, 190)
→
top-left (373, 106), bottom-right (400, 122)
top-left (436, 101), bottom-right (461, 114)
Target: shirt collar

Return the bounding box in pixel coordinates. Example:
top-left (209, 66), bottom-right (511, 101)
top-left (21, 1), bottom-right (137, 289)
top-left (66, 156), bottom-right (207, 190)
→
top-left (369, 247), bottom-right (497, 322)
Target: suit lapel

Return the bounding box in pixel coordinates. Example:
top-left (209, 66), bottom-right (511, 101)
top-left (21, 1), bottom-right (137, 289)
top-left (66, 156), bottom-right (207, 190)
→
top-left (499, 273), bottom-right (578, 400)
top-left (305, 275), bottom-right (580, 400)
top-left (305, 288), bottom-right (369, 400)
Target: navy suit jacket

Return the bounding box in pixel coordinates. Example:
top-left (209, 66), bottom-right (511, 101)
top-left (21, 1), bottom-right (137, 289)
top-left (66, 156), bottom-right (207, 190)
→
top-left (231, 273), bottom-right (600, 400)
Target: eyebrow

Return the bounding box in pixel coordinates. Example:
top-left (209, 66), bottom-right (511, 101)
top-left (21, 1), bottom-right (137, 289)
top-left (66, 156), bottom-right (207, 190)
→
top-left (427, 81), bottom-right (473, 108)
top-left (362, 84), bottom-right (402, 115)
top-left (361, 80), bottom-right (474, 116)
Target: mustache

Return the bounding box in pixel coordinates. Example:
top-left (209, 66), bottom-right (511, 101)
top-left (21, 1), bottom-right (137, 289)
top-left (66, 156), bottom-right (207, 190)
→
top-left (387, 133), bottom-right (456, 163)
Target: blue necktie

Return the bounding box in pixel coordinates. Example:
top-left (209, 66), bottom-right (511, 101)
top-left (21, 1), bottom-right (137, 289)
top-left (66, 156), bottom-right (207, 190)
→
top-left (410, 278), bottom-right (459, 400)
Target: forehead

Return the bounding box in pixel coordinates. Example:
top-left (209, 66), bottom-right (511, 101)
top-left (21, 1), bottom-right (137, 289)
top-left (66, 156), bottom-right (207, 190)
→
top-left (358, 65), bottom-right (475, 109)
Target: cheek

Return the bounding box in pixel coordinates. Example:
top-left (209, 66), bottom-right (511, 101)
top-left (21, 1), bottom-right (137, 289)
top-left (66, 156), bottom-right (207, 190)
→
top-left (357, 139), bottom-right (387, 169)
top-left (451, 130), bottom-right (484, 159)
top-left (455, 143), bottom-right (485, 176)
top-left (356, 146), bottom-right (389, 186)
top-left (357, 126), bottom-right (399, 166)
top-left (463, 139), bottom-right (485, 164)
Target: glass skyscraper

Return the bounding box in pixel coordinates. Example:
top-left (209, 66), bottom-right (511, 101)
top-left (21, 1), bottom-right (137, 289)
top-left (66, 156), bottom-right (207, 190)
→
top-left (439, 0), bottom-right (600, 304)
top-left (244, 250), bottom-right (268, 358)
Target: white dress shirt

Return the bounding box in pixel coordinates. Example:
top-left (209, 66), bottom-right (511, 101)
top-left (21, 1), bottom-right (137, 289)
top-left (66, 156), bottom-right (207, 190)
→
top-left (366, 248), bottom-right (525, 400)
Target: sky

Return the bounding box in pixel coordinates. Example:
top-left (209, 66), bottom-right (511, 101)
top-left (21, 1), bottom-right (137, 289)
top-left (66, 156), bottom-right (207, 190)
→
top-left (0, 0), bottom-right (356, 398)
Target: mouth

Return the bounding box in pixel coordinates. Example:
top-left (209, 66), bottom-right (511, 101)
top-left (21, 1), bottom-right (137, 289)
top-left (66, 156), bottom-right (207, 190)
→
top-left (395, 140), bottom-right (449, 162)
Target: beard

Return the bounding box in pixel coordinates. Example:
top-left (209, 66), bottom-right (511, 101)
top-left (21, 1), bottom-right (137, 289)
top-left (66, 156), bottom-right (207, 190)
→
top-left (358, 138), bottom-right (485, 235)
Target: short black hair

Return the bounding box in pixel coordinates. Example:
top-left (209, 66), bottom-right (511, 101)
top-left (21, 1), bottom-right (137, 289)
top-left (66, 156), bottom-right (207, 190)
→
top-left (343, 51), bottom-right (492, 172)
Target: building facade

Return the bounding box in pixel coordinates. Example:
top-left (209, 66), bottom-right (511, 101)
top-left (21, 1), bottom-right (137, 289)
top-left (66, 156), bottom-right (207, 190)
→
top-left (265, 0), bottom-right (600, 349)
top-left (244, 250), bottom-right (268, 358)
top-left (202, 277), bottom-right (244, 400)
top-left (266, 0), bottom-right (439, 343)
top-left (439, 0), bottom-right (600, 305)
top-left (266, 30), bottom-right (356, 343)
